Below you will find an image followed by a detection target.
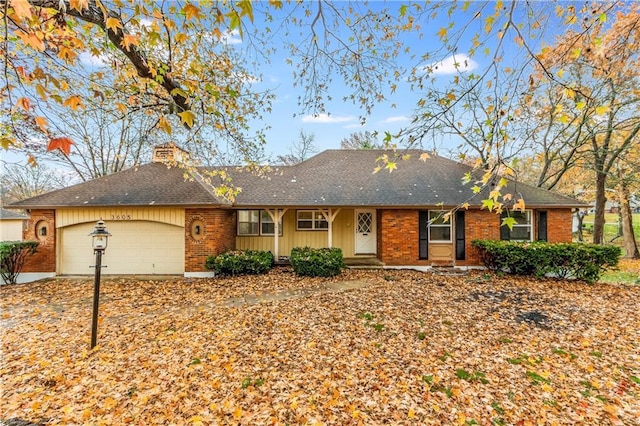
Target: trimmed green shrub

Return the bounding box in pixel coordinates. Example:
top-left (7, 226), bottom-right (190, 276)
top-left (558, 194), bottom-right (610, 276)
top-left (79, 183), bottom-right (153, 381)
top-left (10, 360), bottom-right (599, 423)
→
top-left (0, 241), bottom-right (39, 285)
top-left (472, 240), bottom-right (548, 276)
top-left (471, 240), bottom-right (621, 284)
top-left (290, 246), bottom-right (345, 277)
top-left (205, 250), bottom-right (273, 276)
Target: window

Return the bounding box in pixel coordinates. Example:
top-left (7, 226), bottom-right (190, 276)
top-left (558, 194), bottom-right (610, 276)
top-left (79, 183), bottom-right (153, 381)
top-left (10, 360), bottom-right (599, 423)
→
top-left (297, 210), bottom-right (328, 230)
top-left (260, 210), bottom-right (283, 236)
top-left (428, 211), bottom-right (451, 242)
top-left (237, 210), bottom-right (282, 236)
top-left (501, 210), bottom-right (532, 241)
top-left (237, 210), bottom-right (259, 235)
top-left (190, 219), bottom-right (205, 241)
top-left (35, 220), bottom-right (49, 241)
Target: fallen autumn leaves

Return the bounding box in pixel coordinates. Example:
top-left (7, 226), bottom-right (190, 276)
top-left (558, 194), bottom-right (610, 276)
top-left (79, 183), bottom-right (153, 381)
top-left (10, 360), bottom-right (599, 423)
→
top-left (1, 268), bottom-right (638, 425)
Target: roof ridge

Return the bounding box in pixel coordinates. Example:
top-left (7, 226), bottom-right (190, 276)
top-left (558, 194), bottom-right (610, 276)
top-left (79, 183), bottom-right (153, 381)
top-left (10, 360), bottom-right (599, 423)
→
top-left (7, 149), bottom-right (587, 209)
top-left (190, 168), bottom-right (233, 205)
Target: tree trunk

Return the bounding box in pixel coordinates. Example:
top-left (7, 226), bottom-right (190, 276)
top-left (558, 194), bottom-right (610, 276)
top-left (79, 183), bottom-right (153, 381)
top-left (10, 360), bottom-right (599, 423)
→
top-left (592, 171), bottom-right (608, 245)
top-left (32, 0), bottom-right (191, 118)
top-left (618, 170), bottom-right (640, 258)
top-left (575, 211), bottom-right (585, 242)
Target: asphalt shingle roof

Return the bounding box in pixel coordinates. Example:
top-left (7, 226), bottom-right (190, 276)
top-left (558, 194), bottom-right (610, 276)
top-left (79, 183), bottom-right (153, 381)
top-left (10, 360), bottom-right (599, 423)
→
top-left (7, 150), bottom-right (586, 209)
top-left (0, 208), bottom-right (28, 219)
top-left (221, 150), bottom-right (586, 208)
top-left (8, 163), bottom-right (229, 208)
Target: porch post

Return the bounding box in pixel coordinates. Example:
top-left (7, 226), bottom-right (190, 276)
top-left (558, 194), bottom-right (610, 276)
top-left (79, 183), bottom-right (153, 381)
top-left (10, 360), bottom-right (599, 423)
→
top-left (320, 208), bottom-right (341, 248)
top-left (328, 209), bottom-right (333, 248)
top-left (265, 208), bottom-right (287, 261)
top-left (273, 210), bottom-right (280, 260)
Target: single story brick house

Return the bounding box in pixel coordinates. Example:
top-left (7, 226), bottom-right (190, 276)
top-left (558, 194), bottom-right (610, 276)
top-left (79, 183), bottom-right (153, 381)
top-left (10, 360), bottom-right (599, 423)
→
top-left (7, 145), bottom-right (585, 281)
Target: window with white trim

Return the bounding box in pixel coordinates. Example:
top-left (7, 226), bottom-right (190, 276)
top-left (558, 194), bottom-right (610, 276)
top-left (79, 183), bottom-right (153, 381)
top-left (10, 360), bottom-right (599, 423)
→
top-left (237, 210), bottom-right (282, 236)
top-left (237, 210), bottom-right (259, 235)
top-left (297, 210), bottom-right (328, 230)
top-left (501, 210), bottom-right (532, 241)
top-left (260, 210), bottom-right (283, 236)
top-left (428, 211), bottom-right (451, 242)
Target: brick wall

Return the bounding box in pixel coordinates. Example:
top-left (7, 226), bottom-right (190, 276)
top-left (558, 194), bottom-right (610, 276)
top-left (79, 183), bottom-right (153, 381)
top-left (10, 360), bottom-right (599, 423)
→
top-left (462, 209), bottom-right (501, 266)
top-left (22, 209), bottom-right (56, 272)
top-left (378, 208), bottom-right (573, 267)
top-left (545, 208), bottom-right (573, 243)
top-left (378, 209), bottom-right (493, 266)
top-left (184, 208), bottom-right (236, 272)
top-left (379, 209), bottom-right (429, 266)
top-left (464, 208), bottom-right (574, 265)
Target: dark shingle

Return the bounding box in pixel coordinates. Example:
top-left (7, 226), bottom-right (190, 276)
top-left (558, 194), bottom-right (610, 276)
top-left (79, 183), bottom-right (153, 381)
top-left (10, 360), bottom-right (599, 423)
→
top-left (0, 208), bottom-right (29, 219)
top-left (221, 150), bottom-right (585, 208)
top-left (8, 163), bottom-right (229, 208)
top-left (8, 150), bottom-right (586, 209)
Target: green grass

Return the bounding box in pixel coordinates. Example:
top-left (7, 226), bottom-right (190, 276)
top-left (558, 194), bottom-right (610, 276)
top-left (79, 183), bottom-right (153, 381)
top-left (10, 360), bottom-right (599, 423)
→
top-left (599, 270), bottom-right (640, 285)
top-left (582, 213), bottom-right (640, 244)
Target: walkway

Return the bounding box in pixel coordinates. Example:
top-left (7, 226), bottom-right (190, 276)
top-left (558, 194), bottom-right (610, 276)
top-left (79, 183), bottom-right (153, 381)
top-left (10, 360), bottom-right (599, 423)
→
top-left (221, 278), bottom-right (373, 307)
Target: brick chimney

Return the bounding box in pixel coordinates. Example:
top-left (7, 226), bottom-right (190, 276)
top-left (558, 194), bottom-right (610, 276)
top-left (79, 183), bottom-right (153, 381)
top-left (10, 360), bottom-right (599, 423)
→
top-left (152, 142), bottom-right (189, 164)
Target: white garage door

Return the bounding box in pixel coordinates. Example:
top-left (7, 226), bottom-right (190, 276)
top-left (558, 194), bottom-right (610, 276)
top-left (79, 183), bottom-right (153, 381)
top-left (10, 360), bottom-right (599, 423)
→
top-left (59, 221), bottom-right (185, 275)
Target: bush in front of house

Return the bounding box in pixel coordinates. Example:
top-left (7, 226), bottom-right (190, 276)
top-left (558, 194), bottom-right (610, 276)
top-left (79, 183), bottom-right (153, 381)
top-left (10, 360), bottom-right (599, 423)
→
top-left (471, 240), bottom-right (621, 283)
top-left (471, 240), bottom-right (547, 276)
top-left (205, 250), bottom-right (274, 276)
top-left (0, 241), bottom-right (39, 285)
top-left (290, 246), bottom-right (345, 277)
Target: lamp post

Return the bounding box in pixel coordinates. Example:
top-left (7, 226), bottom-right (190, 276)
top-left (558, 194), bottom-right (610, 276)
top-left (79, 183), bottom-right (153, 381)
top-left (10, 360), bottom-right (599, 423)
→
top-left (89, 220), bottom-right (111, 349)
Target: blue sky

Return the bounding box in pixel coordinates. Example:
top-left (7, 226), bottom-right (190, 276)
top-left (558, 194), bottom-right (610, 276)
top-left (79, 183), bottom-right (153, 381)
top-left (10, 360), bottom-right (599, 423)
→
top-left (2, 1), bottom-right (559, 169)
top-left (245, 0), bottom-right (584, 160)
top-left (242, 1), bottom-right (485, 159)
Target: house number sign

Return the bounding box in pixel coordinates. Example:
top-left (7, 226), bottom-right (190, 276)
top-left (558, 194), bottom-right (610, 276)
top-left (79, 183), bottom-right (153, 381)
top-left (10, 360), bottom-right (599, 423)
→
top-left (110, 214), bottom-right (132, 220)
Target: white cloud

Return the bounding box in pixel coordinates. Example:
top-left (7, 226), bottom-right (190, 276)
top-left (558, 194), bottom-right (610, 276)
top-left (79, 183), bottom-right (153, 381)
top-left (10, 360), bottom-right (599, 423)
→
top-left (138, 18), bottom-right (153, 29)
top-left (424, 54), bottom-right (478, 76)
top-left (221, 29), bottom-right (242, 45)
top-left (301, 113), bottom-right (356, 124)
top-left (79, 51), bottom-right (109, 66)
top-left (195, 28), bottom-right (241, 45)
top-left (380, 115), bottom-right (409, 124)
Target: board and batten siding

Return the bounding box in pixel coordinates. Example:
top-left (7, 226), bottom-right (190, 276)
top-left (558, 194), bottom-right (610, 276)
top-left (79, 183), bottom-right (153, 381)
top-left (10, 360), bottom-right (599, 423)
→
top-left (56, 207), bottom-right (185, 228)
top-left (236, 209), bottom-right (356, 257)
top-left (1, 219), bottom-right (24, 241)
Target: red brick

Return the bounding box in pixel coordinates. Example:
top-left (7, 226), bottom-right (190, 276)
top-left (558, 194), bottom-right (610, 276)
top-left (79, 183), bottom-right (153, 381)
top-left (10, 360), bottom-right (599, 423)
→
top-left (184, 208), bottom-right (236, 272)
top-left (379, 208), bottom-right (573, 267)
top-left (21, 209), bottom-right (56, 272)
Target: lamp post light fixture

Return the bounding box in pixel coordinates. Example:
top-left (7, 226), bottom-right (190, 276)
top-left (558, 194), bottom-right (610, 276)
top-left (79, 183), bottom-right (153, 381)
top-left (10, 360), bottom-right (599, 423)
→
top-left (89, 220), bottom-right (111, 349)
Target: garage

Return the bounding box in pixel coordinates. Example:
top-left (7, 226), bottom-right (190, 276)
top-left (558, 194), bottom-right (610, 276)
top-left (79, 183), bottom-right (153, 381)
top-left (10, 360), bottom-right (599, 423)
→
top-left (59, 220), bottom-right (185, 275)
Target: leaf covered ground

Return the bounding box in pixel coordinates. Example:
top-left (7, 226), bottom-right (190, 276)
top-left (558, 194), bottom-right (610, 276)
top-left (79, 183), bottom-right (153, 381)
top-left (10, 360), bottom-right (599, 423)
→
top-left (1, 268), bottom-right (639, 425)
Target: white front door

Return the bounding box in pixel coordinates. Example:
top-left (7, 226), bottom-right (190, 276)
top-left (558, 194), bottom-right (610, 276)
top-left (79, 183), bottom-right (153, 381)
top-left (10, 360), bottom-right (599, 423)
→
top-left (355, 209), bottom-right (376, 254)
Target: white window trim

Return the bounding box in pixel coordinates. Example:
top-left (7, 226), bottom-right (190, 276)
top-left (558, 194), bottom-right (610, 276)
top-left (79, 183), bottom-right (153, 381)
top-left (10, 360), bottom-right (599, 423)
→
top-left (428, 211), bottom-right (452, 243)
top-left (237, 209), bottom-right (259, 236)
top-left (296, 210), bottom-right (329, 231)
top-left (260, 210), bottom-right (283, 236)
top-left (237, 209), bottom-right (283, 236)
top-left (503, 210), bottom-right (533, 242)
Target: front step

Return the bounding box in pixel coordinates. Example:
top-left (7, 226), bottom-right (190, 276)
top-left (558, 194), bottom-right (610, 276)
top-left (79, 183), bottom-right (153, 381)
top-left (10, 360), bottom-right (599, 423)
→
top-left (430, 265), bottom-right (468, 276)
